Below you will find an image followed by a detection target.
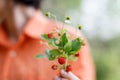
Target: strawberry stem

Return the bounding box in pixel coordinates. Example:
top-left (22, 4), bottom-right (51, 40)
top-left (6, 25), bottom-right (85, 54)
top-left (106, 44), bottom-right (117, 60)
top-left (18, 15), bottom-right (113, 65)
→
top-left (65, 53), bottom-right (68, 70)
top-left (50, 14), bottom-right (59, 29)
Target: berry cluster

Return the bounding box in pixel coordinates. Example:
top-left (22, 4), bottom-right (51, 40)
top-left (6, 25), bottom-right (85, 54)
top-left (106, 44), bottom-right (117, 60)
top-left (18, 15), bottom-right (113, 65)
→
top-left (35, 12), bottom-right (85, 72)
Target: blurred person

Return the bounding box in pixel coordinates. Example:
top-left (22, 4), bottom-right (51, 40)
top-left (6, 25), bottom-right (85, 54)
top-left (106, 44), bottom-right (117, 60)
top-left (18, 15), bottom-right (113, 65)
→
top-left (0, 0), bottom-right (95, 80)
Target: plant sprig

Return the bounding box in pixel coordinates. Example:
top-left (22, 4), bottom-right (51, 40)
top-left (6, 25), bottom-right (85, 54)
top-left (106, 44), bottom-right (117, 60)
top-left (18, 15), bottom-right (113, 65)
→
top-left (35, 12), bottom-right (85, 72)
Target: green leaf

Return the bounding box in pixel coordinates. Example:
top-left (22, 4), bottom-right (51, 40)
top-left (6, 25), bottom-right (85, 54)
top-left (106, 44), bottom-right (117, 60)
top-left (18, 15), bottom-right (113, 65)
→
top-left (35, 54), bottom-right (47, 59)
top-left (41, 34), bottom-right (57, 47)
top-left (41, 34), bottom-right (49, 41)
top-left (70, 38), bottom-right (82, 55)
top-left (59, 33), bottom-right (68, 48)
top-left (61, 53), bottom-right (68, 58)
top-left (71, 38), bottom-right (82, 50)
top-left (46, 49), bottom-right (61, 61)
top-left (48, 38), bottom-right (57, 47)
top-left (68, 55), bottom-right (78, 61)
top-left (69, 51), bottom-right (78, 55)
top-left (62, 33), bottom-right (68, 45)
top-left (64, 41), bottom-right (72, 52)
top-left (45, 49), bottom-right (50, 57)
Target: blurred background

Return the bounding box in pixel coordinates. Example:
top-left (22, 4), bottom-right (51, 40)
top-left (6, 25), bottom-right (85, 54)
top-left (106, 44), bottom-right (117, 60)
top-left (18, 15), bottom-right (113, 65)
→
top-left (41, 0), bottom-right (120, 80)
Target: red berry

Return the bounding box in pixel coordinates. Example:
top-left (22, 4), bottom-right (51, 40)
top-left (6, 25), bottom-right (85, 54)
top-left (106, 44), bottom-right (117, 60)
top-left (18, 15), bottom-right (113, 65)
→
top-left (51, 65), bottom-right (58, 70)
top-left (66, 65), bottom-right (72, 72)
top-left (47, 33), bottom-right (53, 38)
top-left (75, 52), bottom-right (80, 57)
top-left (58, 57), bottom-right (66, 65)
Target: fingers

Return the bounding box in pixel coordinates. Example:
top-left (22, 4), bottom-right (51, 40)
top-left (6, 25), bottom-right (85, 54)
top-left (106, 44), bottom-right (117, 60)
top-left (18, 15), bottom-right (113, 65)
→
top-left (60, 70), bottom-right (70, 79)
top-left (54, 70), bottom-right (80, 80)
top-left (54, 76), bottom-right (61, 80)
top-left (60, 70), bottom-right (80, 80)
top-left (61, 79), bottom-right (68, 80)
top-left (54, 76), bottom-right (68, 80)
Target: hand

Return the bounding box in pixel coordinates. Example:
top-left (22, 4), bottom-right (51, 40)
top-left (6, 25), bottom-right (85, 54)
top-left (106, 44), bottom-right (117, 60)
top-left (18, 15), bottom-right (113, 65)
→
top-left (54, 70), bottom-right (80, 80)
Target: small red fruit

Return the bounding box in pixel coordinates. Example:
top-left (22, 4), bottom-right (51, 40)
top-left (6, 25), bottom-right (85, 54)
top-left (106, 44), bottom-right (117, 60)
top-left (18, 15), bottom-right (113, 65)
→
top-left (58, 57), bottom-right (66, 65)
top-left (66, 65), bottom-right (72, 72)
top-left (47, 33), bottom-right (53, 38)
top-left (51, 65), bottom-right (58, 70)
top-left (75, 52), bottom-right (80, 57)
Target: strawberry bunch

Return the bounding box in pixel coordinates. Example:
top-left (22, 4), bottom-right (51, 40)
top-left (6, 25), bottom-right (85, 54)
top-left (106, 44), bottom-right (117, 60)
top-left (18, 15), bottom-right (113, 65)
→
top-left (35, 12), bottom-right (85, 72)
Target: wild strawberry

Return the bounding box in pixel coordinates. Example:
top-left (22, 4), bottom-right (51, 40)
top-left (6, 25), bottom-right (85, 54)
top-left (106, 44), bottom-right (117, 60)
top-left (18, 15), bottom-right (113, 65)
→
top-left (47, 33), bottom-right (53, 38)
top-left (66, 65), bottom-right (72, 72)
top-left (58, 57), bottom-right (66, 65)
top-left (51, 65), bottom-right (58, 70)
top-left (75, 52), bottom-right (80, 57)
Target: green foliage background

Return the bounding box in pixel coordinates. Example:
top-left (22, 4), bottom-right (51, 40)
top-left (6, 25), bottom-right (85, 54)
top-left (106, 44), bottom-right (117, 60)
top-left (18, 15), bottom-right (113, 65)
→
top-left (41, 0), bottom-right (120, 80)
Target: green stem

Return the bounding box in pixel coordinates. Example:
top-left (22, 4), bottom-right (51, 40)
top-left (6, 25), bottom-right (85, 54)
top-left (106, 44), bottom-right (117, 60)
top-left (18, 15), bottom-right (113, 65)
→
top-left (51, 14), bottom-right (59, 29)
top-left (65, 54), bottom-right (68, 70)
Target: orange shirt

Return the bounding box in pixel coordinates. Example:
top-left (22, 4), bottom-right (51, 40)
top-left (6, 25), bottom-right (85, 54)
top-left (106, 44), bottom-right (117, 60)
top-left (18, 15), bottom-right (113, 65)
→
top-left (0, 11), bottom-right (95, 80)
